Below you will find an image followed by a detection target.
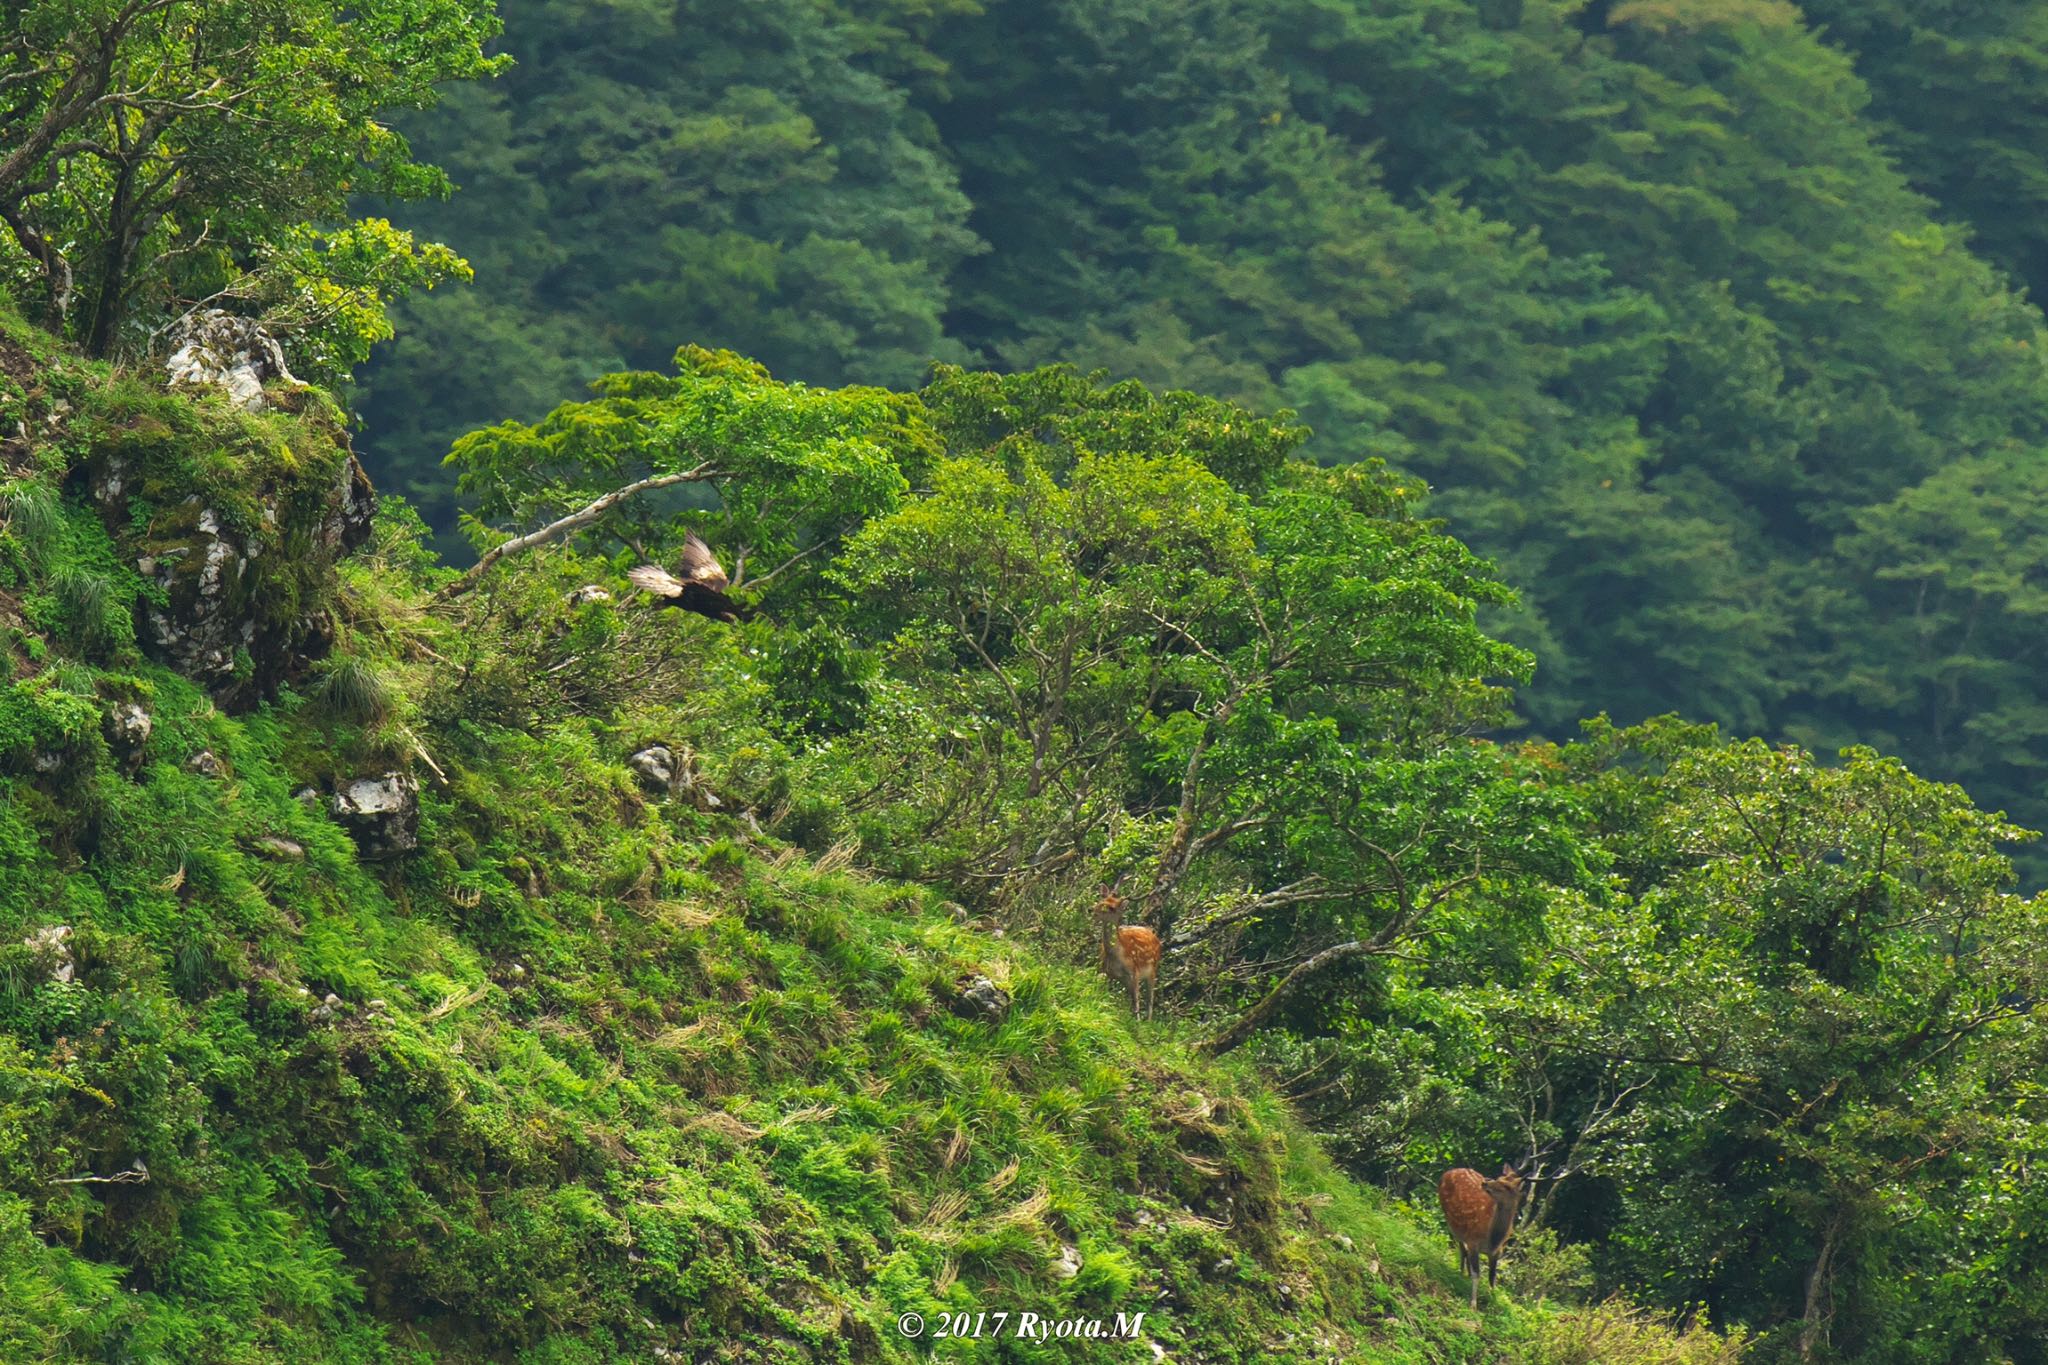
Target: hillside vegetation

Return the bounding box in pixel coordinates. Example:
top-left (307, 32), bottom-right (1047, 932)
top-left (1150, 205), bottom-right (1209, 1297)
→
top-left (346, 0), bottom-right (2048, 878)
top-left (0, 305), bottom-right (1745, 1361)
top-left (4, 2), bottom-right (2048, 1359)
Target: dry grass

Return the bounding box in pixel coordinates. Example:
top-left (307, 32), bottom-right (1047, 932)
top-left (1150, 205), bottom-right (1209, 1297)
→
top-left (990, 1186), bottom-right (1051, 1228)
top-left (920, 1189), bottom-right (971, 1230)
top-left (813, 836), bottom-right (861, 875)
top-left (682, 1111), bottom-right (765, 1142)
top-left (1523, 1297), bottom-right (1750, 1365)
top-left (424, 984), bottom-right (490, 1021)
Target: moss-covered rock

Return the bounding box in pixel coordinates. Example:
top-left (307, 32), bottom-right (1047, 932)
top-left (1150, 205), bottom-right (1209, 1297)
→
top-left (73, 381), bottom-right (374, 705)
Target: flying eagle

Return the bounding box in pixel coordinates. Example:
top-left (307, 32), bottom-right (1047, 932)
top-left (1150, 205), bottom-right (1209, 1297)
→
top-left (627, 532), bottom-right (748, 623)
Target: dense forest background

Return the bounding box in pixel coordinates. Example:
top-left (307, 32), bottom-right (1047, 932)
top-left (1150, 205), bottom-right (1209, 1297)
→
top-left (356, 0), bottom-right (2048, 866)
top-left (6, 1), bottom-right (2048, 1361)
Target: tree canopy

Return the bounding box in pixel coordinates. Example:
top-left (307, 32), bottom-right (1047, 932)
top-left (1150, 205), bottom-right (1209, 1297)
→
top-left (349, 0), bottom-right (2048, 877)
top-left (0, 0), bottom-right (503, 375)
top-left (438, 354), bottom-right (2048, 1360)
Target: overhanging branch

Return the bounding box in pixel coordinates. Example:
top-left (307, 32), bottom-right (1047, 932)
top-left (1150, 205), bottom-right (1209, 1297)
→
top-left (436, 464), bottom-right (720, 601)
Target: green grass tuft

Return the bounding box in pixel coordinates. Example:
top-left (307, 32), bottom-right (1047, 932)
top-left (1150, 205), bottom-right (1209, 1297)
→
top-left (0, 482), bottom-right (59, 562)
top-left (313, 655), bottom-right (392, 724)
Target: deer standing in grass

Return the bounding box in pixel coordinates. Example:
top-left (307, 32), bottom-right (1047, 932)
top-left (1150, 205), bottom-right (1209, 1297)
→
top-left (1438, 1162), bottom-right (1527, 1308)
top-left (1094, 890), bottom-right (1161, 1020)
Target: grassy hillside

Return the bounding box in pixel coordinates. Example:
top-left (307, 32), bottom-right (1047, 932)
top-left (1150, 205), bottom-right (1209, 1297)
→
top-left (0, 304), bottom-right (1736, 1362)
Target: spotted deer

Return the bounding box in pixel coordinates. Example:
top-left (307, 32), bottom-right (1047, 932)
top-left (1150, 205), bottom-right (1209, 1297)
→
top-left (1093, 890), bottom-right (1162, 1020)
top-left (1438, 1162), bottom-right (1527, 1308)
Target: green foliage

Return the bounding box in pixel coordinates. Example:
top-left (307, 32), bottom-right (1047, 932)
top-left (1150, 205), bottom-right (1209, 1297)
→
top-left (0, 318), bottom-right (1764, 1362)
top-left (448, 346), bottom-right (932, 610)
top-left (353, 0), bottom-right (982, 549)
top-left (1519, 722), bottom-right (2048, 1359)
top-left (821, 375), bottom-right (1573, 1076)
top-left (0, 672), bottom-right (100, 768)
top-left (353, 0), bottom-right (2048, 884)
top-left (1797, 1), bottom-right (2048, 300)
top-left (1317, 717), bottom-right (2048, 1361)
top-left (313, 657), bottom-right (394, 727)
top-left (0, 484), bottom-right (60, 565)
top-left (0, 0), bottom-right (504, 367)
top-left (0, 1190), bottom-right (127, 1362)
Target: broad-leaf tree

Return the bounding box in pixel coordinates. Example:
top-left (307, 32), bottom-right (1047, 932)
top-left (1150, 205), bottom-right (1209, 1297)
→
top-left (1492, 720), bottom-right (2048, 1359)
top-left (444, 346), bottom-right (932, 606)
top-left (0, 0), bottom-right (503, 367)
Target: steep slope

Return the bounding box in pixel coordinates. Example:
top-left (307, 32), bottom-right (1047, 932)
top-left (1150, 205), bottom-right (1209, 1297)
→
top-left (0, 305), bottom-right (1734, 1362)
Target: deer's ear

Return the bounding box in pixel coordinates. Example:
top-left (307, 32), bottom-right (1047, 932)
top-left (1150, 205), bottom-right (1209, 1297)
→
top-left (1500, 1162), bottom-right (1516, 1177)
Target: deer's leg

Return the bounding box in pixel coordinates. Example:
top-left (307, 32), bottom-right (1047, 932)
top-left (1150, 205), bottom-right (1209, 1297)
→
top-left (1488, 1251), bottom-right (1500, 1289)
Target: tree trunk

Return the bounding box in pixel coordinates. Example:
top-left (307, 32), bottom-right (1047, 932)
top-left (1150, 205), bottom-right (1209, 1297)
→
top-left (1201, 937), bottom-right (1373, 1056)
top-left (82, 139), bottom-right (155, 357)
top-left (1145, 682), bottom-right (1251, 929)
top-left (0, 207), bottom-right (73, 329)
top-left (1798, 1208), bottom-right (1845, 1360)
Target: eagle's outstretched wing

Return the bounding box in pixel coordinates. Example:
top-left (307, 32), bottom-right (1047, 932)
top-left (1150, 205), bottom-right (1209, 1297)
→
top-left (677, 532), bottom-right (730, 590)
top-left (627, 564), bottom-right (687, 598)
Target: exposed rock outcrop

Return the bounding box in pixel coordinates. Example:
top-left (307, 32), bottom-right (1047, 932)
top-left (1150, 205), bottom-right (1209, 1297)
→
top-left (163, 311), bottom-right (301, 412)
top-left (628, 745), bottom-right (677, 796)
top-left (947, 973), bottom-right (1012, 1025)
top-left (330, 774), bottom-right (419, 860)
top-left (23, 925), bottom-right (75, 984)
top-left (627, 742), bottom-right (724, 809)
top-left (81, 411), bottom-right (375, 708)
top-left (102, 703), bottom-right (152, 774)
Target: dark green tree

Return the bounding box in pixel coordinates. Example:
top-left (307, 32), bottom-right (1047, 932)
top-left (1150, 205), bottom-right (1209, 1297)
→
top-left (0, 0), bottom-right (504, 367)
top-left (354, 0), bottom-right (980, 547)
top-left (1798, 0), bottom-right (2048, 300)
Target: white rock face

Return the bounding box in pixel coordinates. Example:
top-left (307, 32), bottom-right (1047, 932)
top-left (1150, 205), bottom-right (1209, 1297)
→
top-left (330, 773), bottom-right (421, 858)
top-left (24, 925), bottom-right (74, 984)
top-left (628, 745), bottom-right (676, 795)
top-left (164, 310), bottom-right (298, 411)
top-left (103, 703), bottom-right (152, 756)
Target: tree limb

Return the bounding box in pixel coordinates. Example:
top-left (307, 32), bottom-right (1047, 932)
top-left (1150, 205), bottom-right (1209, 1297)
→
top-left (436, 465), bottom-right (722, 600)
top-left (1201, 936), bottom-right (1379, 1057)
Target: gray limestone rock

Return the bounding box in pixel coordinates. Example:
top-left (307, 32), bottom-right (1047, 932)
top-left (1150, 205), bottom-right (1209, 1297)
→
top-left (24, 925), bottom-right (74, 984)
top-left (330, 773), bottom-right (420, 859)
top-left (948, 973), bottom-right (1012, 1025)
top-left (628, 745), bottom-right (677, 796)
top-left (103, 703), bottom-right (152, 773)
top-left (163, 310), bottom-right (299, 412)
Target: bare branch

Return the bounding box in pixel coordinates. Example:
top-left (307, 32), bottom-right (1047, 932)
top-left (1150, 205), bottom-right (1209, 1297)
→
top-left (437, 465), bottom-right (722, 601)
